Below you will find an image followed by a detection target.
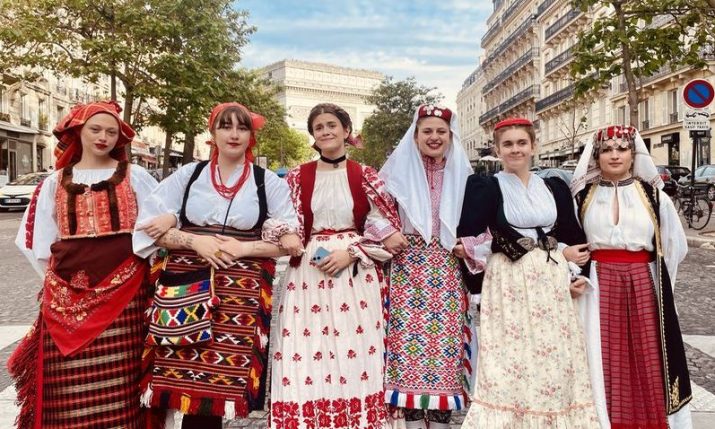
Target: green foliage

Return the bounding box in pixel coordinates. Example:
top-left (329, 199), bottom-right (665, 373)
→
top-left (256, 126), bottom-right (312, 170)
top-left (349, 77), bottom-right (442, 168)
top-left (570, 0), bottom-right (714, 124)
top-left (0, 0), bottom-right (253, 130)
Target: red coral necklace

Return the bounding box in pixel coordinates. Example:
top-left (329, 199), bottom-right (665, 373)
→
top-left (210, 158), bottom-right (251, 200)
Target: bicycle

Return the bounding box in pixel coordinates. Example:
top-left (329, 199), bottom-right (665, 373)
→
top-left (676, 184), bottom-right (712, 230)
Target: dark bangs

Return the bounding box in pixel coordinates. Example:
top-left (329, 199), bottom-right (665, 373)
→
top-left (214, 106), bottom-right (253, 131)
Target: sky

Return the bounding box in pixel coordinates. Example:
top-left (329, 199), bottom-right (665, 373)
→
top-left (237, 0), bottom-right (492, 109)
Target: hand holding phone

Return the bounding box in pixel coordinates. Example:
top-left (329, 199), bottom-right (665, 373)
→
top-left (311, 247), bottom-right (348, 277)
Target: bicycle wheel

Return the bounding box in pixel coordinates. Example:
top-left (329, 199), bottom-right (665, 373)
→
top-left (689, 198), bottom-right (712, 230)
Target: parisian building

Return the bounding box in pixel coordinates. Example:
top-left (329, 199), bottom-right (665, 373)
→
top-left (456, 66), bottom-right (487, 164)
top-left (464, 0), bottom-right (715, 169)
top-left (0, 69), bottom-right (191, 182)
top-left (259, 60), bottom-right (385, 138)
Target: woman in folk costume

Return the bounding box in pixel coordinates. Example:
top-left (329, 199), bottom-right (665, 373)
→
top-left (572, 125), bottom-right (692, 429)
top-left (458, 118), bottom-right (599, 428)
top-left (270, 103), bottom-right (401, 429)
top-left (9, 101), bottom-right (159, 429)
top-left (133, 102), bottom-right (301, 429)
top-left (379, 104), bottom-right (473, 429)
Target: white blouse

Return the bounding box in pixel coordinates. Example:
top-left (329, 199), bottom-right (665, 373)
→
top-left (133, 162), bottom-right (298, 258)
top-left (583, 181), bottom-right (655, 251)
top-left (495, 171), bottom-right (558, 241)
top-left (15, 164), bottom-right (159, 278)
top-left (310, 168), bottom-right (393, 234)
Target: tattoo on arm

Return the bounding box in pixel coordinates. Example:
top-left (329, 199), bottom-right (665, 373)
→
top-left (156, 228), bottom-right (194, 250)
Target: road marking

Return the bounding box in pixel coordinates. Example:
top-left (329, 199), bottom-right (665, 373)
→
top-left (0, 325), bottom-right (31, 350)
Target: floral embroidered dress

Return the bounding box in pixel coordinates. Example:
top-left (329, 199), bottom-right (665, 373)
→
top-left (270, 161), bottom-right (400, 429)
top-left (458, 173), bottom-right (599, 428)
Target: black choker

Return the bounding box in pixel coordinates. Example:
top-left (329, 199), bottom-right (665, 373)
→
top-left (320, 155), bottom-right (346, 168)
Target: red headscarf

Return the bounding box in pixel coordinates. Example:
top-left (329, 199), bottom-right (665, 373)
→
top-left (53, 101), bottom-right (135, 169)
top-left (206, 102), bottom-right (266, 163)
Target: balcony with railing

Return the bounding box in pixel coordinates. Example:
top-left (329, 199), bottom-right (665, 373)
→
top-left (480, 105), bottom-right (502, 125)
top-left (482, 23), bottom-right (500, 45)
top-left (480, 85), bottom-right (539, 125)
top-left (544, 47), bottom-right (573, 75)
top-left (482, 49), bottom-right (535, 94)
top-left (20, 118), bottom-right (32, 128)
top-left (483, 17), bottom-right (534, 69)
top-left (545, 9), bottom-right (582, 41)
top-left (670, 112), bottom-right (679, 124)
top-left (501, 85), bottom-right (539, 112)
top-left (501, 0), bottom-right (527, 26)
top-left (536, 83), bottom-right (574, 112)
top-left (0, 112), bottom-right (10, 122)
top-left (641, 120), bottom-right (650, 130)
top-left (537, 0), bottom-right (557, 16)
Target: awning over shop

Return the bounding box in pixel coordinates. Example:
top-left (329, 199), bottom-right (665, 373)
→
top-left (0, 121), bottom-right (38, 135)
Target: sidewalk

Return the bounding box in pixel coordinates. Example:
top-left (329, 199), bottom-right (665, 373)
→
top-left (681, 212), bottom-right (715, 249)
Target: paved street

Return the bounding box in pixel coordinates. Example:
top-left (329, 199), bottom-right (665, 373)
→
top-left (0, 210), bottom-right (713, 428)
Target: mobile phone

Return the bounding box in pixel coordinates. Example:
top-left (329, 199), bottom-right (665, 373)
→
top-left (311, 247), bottom-right (344, 277)
top-left (311, 247), bottom-right (330, 265)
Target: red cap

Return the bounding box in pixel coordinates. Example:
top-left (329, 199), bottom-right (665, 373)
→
top-left (417, 104), bottom-right (453, 122)
top-left (494, 117), bottom-right (533, 130)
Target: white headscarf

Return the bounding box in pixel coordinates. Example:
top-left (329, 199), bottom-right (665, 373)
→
top-left (571, 126), bottom-right (663, 197)
top-left (379, 105), bottom-right (472, 250)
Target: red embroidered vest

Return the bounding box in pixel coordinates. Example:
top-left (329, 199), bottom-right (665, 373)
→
top-left (56, 161), bottom-right (138, 239)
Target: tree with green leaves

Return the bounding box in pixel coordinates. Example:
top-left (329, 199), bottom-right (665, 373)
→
top-left (349, 77), bottom-right (442, 168)
top-left (0, 0), bottom-right (252, 132)
top-left (570, 0), bottom-right (714, 126)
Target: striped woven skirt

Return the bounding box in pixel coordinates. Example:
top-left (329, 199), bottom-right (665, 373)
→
top-left (142, 225), bottom-right (276, 419)
top-left (595, 257), bottom-right (668, 429)
top-left (9, 234), bottom-right (151, 429)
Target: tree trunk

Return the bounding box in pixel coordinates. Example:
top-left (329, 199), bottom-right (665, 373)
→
top-left (162, 132), bottom-right (173, 178)
top-left (110, 69), bottom-right (116, 101)
top-left (182, 132), bottom-right (195, 163)
top-left (614, 1), bottom-right (640, 126)
top-left (122, 87), bottom-right (135, 159)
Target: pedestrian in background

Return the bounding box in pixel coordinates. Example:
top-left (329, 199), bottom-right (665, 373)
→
top-left (134, 102), bottom-right (301, 429)
top-left (9, 101), bottom-right (159, 429)
top-left (380, 104), bottom-right (473, 429)
top-left (572, 125), bottom-right (692, 428)
top-left (270, 103), bottom-right (401, 429)
top-left (458, 118), bottom-right (599, 428)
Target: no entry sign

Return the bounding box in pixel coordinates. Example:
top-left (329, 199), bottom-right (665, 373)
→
top-left (683, 79), bottom-right (714, 109)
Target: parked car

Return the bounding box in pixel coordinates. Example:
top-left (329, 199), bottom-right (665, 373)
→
top-left (535, 168), bottom-right (573, 184)
top-left (661, 165), bottom-right (690, 182)
top-left (655, 166), bottom-right (677, 197)
top-left (677, 164), bottom-right (715, 200)
top-left (0, 172), bottom-right (51, 211)
top-left (560, 160), bottom-right (578, 171)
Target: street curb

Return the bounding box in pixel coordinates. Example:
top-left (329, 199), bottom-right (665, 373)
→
top-left (687, 236), bottom-right (715, 249)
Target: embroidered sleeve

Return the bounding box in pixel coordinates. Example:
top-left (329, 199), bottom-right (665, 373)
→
top-left (263, 170), bottom-right (299, 242)
top-left (360, 165), bottom-right (401, 233)
top-left (261, 218), bottom-right (299, 246)
top-left (461, 229), bottom-right (493, 274)
top-left (15, 172), bottom-right (59, 278)
top-left (347, 241), bottom-right (393, 268)
top-left (286, 167), bottom-right (306, 242)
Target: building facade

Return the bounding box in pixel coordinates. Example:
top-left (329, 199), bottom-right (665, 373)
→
top-left (463, 0), bottom-right (715, 169)
top-left (0, 69), bottom-right (193, 182)
top-left (259, 60), bottom-right (384, 138)
top-left (478, 0), bottom-right (541, 137)
top-left (456, 67), bottom-right (487, 163)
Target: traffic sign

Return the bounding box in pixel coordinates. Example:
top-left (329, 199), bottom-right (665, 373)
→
top-left (684, 108), bottom-right (711, 131)
top-left (683, 79), bottom-right (714, 109)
